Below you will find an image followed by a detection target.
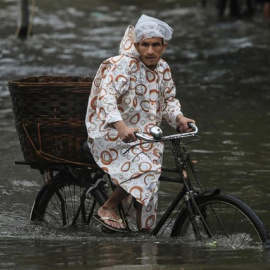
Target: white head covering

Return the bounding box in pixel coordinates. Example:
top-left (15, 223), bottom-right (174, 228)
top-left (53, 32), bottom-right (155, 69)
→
top-left (135, 14), bottom-right (173, 43)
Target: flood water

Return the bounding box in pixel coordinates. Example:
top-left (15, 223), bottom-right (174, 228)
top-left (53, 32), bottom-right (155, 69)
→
top-left (1, 0), bottom-right (270, 269)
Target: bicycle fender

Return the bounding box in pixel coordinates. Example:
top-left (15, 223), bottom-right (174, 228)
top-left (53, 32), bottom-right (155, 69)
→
top-left (30, 185), bottom-right (47, 221)
top-left (195, 188), bottom-right (220, 200)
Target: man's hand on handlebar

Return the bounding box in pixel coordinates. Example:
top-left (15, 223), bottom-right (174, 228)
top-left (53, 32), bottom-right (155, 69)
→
top-left (112, 120), bottom-right (139, 143)
top-left (176, 114), bottom-right (196, 133)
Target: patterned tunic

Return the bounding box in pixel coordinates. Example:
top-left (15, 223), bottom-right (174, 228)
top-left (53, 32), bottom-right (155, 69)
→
top-left (85, 26), bottom-right (182, 229)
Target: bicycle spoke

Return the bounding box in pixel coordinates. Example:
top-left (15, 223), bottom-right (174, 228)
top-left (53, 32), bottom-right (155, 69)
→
top-left (32, 177), bottom-right (101, 228)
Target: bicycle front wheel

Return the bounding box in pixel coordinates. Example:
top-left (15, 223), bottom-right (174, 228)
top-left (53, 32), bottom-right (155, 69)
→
top-left (171, 193), bottom-right (269, 248)
top-left (31, 173), bottom-right (101, 228)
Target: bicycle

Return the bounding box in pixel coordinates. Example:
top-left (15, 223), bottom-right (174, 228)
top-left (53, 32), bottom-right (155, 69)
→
top-left (26, 123), bottom-right (269, 248)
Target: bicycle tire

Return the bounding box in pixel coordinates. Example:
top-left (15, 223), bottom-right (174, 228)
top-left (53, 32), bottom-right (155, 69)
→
top-left (31, 173), bottom-right (105, 228)
top-left (171, 193), bottom-right (269, 248)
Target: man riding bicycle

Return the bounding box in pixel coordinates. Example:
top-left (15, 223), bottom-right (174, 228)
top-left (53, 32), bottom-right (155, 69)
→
top-left (85, 14), bottom-right (195, 232)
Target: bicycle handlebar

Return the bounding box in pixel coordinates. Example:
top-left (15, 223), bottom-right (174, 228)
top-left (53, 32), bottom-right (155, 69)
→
top-left (135, 122), bottom-right (198, 142)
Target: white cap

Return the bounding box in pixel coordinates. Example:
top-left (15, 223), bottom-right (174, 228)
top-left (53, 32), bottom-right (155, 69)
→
top-left (135, 14), bottom-right (173, 43)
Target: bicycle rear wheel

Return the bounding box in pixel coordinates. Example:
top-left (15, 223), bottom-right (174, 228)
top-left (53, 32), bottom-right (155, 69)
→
top-left (171, 193), bottom-right (269, 248)
top-left (31, 171), bottom-right (106, 228)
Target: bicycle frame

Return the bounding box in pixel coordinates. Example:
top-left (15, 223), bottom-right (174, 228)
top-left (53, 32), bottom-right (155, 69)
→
top-left (138, 124), bottom-right (218, 238)
top-left (29, 123), bottom-right (213, 237)
top-left (152, 137), bottom-right (205, 237)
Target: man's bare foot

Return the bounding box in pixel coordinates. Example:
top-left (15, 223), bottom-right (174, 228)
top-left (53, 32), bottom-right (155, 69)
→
top-left (97, 206), bottom-right (126, 229)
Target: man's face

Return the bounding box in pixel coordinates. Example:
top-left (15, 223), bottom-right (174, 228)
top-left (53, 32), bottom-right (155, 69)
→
top-left (134, 37), bottom-right (167, 70)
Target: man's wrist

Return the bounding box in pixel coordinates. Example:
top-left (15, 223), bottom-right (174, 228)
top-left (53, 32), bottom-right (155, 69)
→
top-left (176, 114), bottom-right (184, 123)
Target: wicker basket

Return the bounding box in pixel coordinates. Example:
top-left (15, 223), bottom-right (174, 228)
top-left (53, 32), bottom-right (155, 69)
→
top-left (8, 76), bottom-right (94, 167)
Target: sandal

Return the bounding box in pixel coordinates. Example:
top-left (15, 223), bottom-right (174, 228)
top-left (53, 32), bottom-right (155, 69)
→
top-left (94, 215), bottom-right (129, 233)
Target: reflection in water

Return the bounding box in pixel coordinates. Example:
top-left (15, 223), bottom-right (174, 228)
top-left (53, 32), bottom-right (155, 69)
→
top-left (1, 0), bottom-right (270, 268)
top-left (1, 236), bottom-right (270, 269)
